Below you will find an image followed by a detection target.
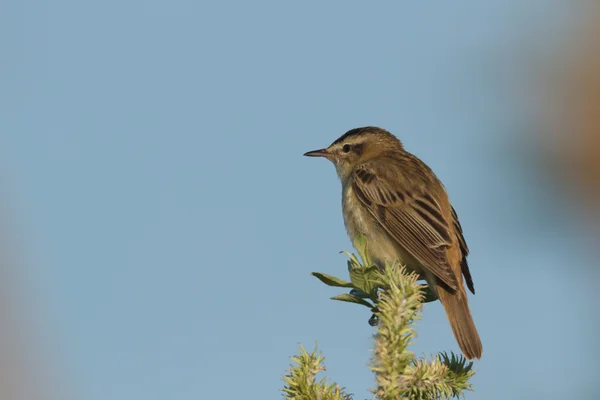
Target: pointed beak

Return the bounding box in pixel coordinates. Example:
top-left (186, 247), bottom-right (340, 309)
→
top-left (303, 148), bottom-right (330, 158)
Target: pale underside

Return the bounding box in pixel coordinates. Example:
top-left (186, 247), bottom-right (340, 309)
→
top-left (343, 184), bottom-right (427, 276)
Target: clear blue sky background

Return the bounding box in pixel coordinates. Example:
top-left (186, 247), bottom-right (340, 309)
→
top-left (2, 1), bottom-right (597, 399)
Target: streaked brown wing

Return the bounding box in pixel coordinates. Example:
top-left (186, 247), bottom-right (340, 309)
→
top-left (352, 161), bottom-right (459, 291)
top-left (452, 206), bottom-right (475, 294)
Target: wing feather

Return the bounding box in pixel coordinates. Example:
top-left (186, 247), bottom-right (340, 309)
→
top-left (352, 161), bottom-right (459, 290)
top-left (452, 206), bottom-right (475, 294)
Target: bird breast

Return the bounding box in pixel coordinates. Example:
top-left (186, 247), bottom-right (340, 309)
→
top-left (342, 181), bottom-right (417, 271)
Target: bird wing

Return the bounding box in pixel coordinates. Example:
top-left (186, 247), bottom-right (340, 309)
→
top-left (452, 206), bottom-right (475, 294)
top-left (352, 159), bottom-right (459, 291)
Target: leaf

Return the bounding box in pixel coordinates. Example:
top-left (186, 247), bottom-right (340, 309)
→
top-left (349, 268), bottom-right (366, 291)
top-left (340, 251), bottom-right (360, 268)
top-left (346, 260), bottom-right (354, 273)
top-left (331, 293), bottom-right (374, 309)
top-left (368, 313), bottom-right (378, 326)
top-left (353, 234), bottom-right (372, 266)
top-left (439, 351), bottom-right (474, 375)
top-left (349, 265), bottom-right (380, 295)
top-left (349, 289), bottom-right (370, 298)
top-left (421, 284), bottom-right (439, 303)
top-left (311, 272), bottom-right (354, 288)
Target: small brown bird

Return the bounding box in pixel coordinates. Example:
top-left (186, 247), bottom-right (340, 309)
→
top-left (304, 126), bottom-right (482, 360)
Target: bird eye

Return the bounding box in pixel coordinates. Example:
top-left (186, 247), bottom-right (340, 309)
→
top-left (342, 144), bottom-right (351, 153)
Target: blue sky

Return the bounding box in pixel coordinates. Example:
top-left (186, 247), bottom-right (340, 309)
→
top-left (2, 1), bottom-right (597, 399)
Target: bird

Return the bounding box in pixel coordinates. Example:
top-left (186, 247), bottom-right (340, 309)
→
top-left (304, 126), bottom-right (482, 360)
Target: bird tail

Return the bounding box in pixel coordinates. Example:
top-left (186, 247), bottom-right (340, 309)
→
top-left (437, 286), bottom-right (483, 360)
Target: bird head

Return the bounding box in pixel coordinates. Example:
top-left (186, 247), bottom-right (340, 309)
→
top-left (304, 126), bottom-right (404, 180)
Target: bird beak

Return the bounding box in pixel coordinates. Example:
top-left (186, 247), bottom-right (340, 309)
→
top-left (303, 148), bottom-right (330, 158)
